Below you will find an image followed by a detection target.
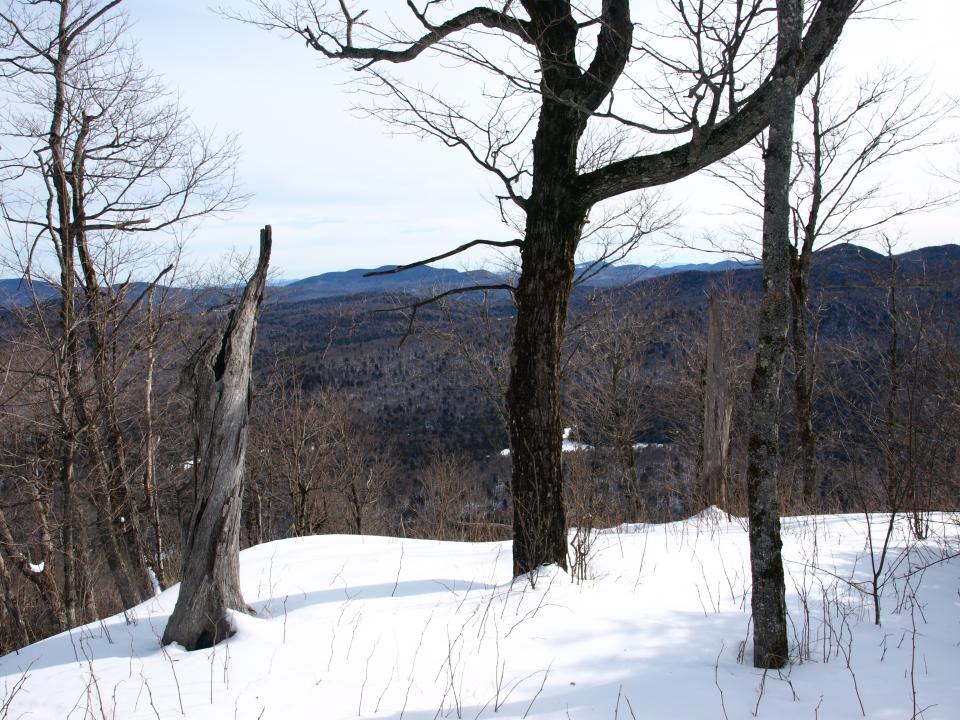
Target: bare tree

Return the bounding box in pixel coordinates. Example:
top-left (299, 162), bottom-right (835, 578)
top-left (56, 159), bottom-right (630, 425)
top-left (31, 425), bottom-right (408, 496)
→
top-left (823, 239), bottom-right (960, 511)
top-left (162, 227), bottom-right (270, 651)
top-left (0, 0), bottom-right (243, 635)
top-left (255, 375), bottom-right (335, 537)
top-left (416, 452), bottom-right (484, 540)
top-left (745, 0), bottom-right (801, 670)
top-left (240, 0), bottom-right (855, 576)
top-left (333, 426), bottom-right (392, 537)
top-left (818, 239), bottom-right (960, 622)
top-left (429, 292), bottom-right (513, 439)
top-left (714, 64), bottom-right (953, 504)
top-left (565, 283), bottom-right (669, 519)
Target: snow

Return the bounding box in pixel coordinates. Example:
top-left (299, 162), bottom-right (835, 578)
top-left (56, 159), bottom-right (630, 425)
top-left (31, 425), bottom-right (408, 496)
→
top-left (501, 428), bottom-right (591, 456)
top-left (1, 512), bottom-right (958, 719)
top-left (631, 441), bottom-right (666, 450)
top-left (499, 430), bottom-right (665, 455)
top-left (561, 427), bottom-right (591, 452)
top-left (147, 567), bottom-right (163, 597)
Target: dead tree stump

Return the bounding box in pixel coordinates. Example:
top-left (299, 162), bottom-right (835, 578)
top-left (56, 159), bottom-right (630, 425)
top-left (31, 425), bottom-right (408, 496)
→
top-left (162, 226), bottom-right (271, 650)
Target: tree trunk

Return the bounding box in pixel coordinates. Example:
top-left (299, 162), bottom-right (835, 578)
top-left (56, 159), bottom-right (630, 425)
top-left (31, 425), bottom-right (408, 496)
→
top-left (245, 479), bottom-right (264, 548)
top-left (76, 514), bottom-right (98, 622)
top-left (701, 292), bottom-right (733, 509)
top-left (0, 507), bottom-right (66, 631)
top-left (89, 476), bottom-right (144, 609)
top-left (883, 253), bottom-right (901, 513)
top-left (77, 241), bottom-right (155, 606)
top-left (58, 442), bottom-right (80, 628)
top-left (746, 0), bottom-right (801, 670)
top-left (350, 483), bottom-right (363, 536)
top-left (143, 291), bottom-right (166, 589)
top-left (0, 550), bottom-right (29, 650)
top-left (790, 253), bottom-right (818, 505)
top-left (162, 227), bottom-right (271, 651)
top-left (506, 201), bottom-right (583, 577)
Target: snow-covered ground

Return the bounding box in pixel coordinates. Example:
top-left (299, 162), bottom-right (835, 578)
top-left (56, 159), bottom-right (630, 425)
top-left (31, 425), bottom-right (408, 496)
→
top-left (1, 511), bottom-right (957, 719)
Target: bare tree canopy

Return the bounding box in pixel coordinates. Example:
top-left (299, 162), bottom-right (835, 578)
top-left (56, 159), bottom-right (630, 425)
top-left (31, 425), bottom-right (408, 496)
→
top-left (0, 0), bottom-right (245, 635)
top-left (238, 0), bottom-right (857, 576)
top-left (708, 62), bottom-right (956, 504)
top-left (0, 0), bottom-right (243, 249)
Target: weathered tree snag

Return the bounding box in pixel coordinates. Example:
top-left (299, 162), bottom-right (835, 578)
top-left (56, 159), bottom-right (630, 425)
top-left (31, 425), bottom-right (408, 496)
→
top-left (700, 293), bottom-right (733, 509)
top-left (745, 0), bottom-right (801, 671)
top-left (162, 227), bottom-right (272, 651)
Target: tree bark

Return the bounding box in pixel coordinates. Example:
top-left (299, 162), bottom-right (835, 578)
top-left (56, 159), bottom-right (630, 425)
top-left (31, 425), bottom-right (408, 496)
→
top-left (58, 440), bottom-right (80, 628)
top-left (501, 2), bottom-right (603, 577)
top-left (0, 550), bottom-right (30, 650)
top-left (746, 0), bottom-right (801, 671)
top-left (701, 293), bottom-right (733, 509)
top-left (162, 227), bottom-right (271, 651)
top-left (507, 210), bottom-right (582, 576)
top-left (143, 293), bottom-right (166, 589)
top-left (790, 252), bottom-right (818, 505)
top-left (505, 36), bottom-right (590, 572)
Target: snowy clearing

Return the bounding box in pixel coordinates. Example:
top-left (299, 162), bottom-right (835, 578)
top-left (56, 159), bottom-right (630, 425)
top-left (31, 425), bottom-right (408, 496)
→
top-left (1, 511), bottom-right (957, 719)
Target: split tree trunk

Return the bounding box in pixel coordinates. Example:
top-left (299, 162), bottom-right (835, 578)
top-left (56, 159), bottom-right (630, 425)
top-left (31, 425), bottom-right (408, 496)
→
top-left (745, 0), bottom-right (801, 670)
top-left (162, 227), bottom-right (271, 651)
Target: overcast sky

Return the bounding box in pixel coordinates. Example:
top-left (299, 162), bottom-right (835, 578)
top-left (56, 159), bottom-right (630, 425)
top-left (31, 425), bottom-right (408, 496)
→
top-left (124, 1), bottom-right (960, 279)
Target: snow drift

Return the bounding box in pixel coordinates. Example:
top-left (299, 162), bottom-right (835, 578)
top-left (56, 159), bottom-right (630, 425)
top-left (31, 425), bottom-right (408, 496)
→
top-left (0, 511), bottom-right (957, 719)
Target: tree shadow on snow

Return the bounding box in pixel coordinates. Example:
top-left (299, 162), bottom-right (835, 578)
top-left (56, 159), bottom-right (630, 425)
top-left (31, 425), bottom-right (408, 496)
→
top-left (252, 577), bottom-right (499, 618)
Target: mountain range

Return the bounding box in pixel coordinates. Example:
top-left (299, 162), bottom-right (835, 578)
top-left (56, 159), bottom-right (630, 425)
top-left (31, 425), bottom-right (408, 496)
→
top-left (2, 244), bottom-right (956, 308)
top-left (0, 257), bottom-right (749, 308)
top-left (274, 258), bottom-right (755, 302)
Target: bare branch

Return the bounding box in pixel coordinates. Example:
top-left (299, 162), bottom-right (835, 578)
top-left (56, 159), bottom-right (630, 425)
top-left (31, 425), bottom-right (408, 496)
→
top-left (377, 283), bottom-right (515, 346)
top-left (363, 238), bottom-right (521, 278)
top-left (576, 0), bottom-right (858, 205)
top-left (234, 1), bottom-right (532, 68)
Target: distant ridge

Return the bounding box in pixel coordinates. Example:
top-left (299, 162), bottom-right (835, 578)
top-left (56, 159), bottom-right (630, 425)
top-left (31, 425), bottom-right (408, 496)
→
top-left (0, 278), bottom-right (59, 308)
top-left (273, 257), bottom-right (756, 303)
top-left (276, 265), bottom-right (505, 303)
top-left (573, 258), bottom-right (754, 287)
top-left (4, 244), bottom-right (956, 308)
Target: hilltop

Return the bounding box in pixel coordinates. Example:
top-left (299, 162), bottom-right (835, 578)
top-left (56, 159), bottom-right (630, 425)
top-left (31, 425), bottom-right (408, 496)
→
top-left (0, 511), bottom-right (956, 719)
